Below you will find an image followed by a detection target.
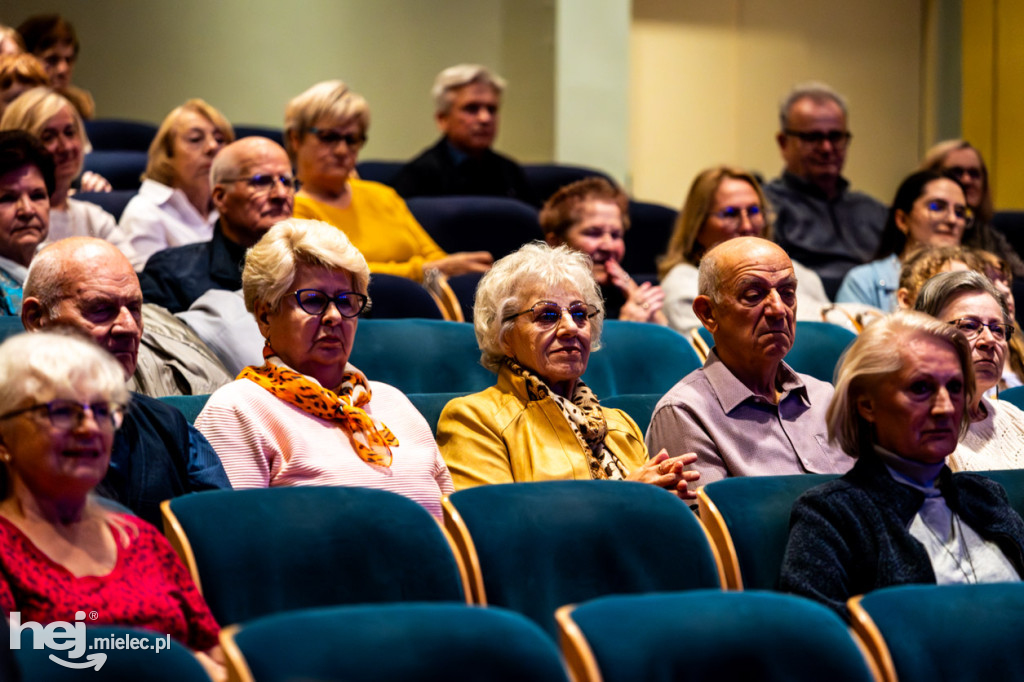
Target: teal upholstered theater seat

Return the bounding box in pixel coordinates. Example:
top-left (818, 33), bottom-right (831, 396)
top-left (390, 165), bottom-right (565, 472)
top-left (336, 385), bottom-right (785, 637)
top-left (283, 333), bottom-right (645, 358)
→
top-left (559, 591), bottom-right (876, 682)
top-left (162, 487), bottom-right (466, 626)
top-left (583, 321), bottom-right (702, 397)
top-left (224, 603), bottom-right (569, 682)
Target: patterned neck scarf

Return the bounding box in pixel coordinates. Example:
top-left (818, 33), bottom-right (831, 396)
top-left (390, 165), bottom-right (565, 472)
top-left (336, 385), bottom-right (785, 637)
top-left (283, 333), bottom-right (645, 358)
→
top-left (239, 347), bottom-right (398, 466)
top-left (503, 356), bottom-right (627, 480)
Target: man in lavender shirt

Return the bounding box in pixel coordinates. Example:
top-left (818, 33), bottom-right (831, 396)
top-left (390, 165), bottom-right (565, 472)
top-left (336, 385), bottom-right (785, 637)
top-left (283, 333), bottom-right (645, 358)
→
top-left (646, 237), bottom-right (854, 495)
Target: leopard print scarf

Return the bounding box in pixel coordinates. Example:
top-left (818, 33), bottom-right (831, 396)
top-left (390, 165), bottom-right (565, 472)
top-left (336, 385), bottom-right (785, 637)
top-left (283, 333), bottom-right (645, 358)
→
top-left (239, 349), bottom-right (398, 466)
top-left (503, 357), bottom-right (627, 480)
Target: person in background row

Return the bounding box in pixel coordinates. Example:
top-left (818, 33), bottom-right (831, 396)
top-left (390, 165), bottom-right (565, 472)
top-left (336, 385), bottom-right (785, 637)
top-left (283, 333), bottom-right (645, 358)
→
top-left (437, 242), bottom-right (697, 497)
top-left (196, 219), bottom-right (453, 518)
top-left (780, 311), bottom-right (1024, 618)
top-left (120, 99), bottom-right (234, 268)
top-left (658, 165), bottom-right (830, 332)
top-left (0, 87), bottom-right (123, 247)
top-left (914, 270), bottom-right (1024, 471)
top-left (392, 64), bottom-right (536, 206)
top-left (0, 26), bottom-right (23, 57)
top-left (0, 130), bottom-right (52, 315)
top-left (647, 237), bottom-right (853, 493)
top-left (140, 137), bottom-right (295, 313)
top-left (0, 53), bottom-right (47, 119)
top-left (541, 177), bottom-right (666, 324)
top-left (16, 14), bottom-right (93, 119)
top-left (836, 170), bottom-right (970, 311)
top-left (764, 82), bottom-right (887, 298)
top-left (0, 331), bottom-right (225, 680)
top-left (895, 245), bottom-right (979, 310)
top-left (21, 237), bottom-right (231, 526)
top-left (288, 79), bottom-right (492, 281)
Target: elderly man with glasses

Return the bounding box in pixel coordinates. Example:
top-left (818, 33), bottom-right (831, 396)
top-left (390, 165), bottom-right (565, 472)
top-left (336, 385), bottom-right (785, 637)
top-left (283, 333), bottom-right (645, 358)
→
top-left (764, 81), bottom-right (887, 299)
top-left (139, 136), bottom-right (296, 313)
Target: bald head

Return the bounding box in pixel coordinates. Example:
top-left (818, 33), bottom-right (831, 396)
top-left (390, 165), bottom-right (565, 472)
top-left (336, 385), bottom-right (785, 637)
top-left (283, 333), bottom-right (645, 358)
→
top-left (698, 237), bottom-right (792, 303)
top-left (211, 137), bottom-right (294, 247)
top-left (23, 237), bottom-right (143, 378)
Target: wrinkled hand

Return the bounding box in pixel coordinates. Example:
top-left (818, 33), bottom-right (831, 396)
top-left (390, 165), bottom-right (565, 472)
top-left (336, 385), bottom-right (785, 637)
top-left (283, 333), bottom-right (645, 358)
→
top-left (427, 251), bottom-right (494, 276)
top-left (627, 449), bottom-right (700, 500)
top-left (78, 171), bottom-right (112, 194)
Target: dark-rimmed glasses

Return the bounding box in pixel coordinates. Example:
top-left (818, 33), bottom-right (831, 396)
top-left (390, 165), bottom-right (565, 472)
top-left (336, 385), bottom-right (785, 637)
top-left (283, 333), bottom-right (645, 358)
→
top-left (308, 127), bottom-right (367, 150)
top-left (503, 301), bottom-right (598, 329)
top-left (221, 174), bottom-right (300, 194)
top-left (949, 317), bottom-right (1014, 341)
top-left (784, 129), bottom-right (852, 150)
top-left (293, 289), bottom-right (369, 318)
top-left (0, 400), bottom-right (124, 431)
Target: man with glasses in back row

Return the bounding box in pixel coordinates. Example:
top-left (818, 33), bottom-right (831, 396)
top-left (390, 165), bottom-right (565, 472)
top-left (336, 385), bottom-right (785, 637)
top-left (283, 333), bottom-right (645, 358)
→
top-left (139, 136), bottom-right (296, 313)
top-left (764, 82), bottom-right (887, 299)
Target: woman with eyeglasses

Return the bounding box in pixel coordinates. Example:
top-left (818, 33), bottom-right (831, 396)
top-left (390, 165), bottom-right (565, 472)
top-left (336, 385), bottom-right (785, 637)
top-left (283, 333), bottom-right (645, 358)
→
top-left (195, 219), bottom-right (453, 518)
top-left (287, 80), bottom-right (492, 283)
top-left (436, 242), bottom-right (697, 497)
top-left (0, 330), bottom-right (225, 679)
top-left (120, 99), bottom-right (234, 268)
top-left (913, 269), bottom-right (1024, 471)
top-left (921, 140), bottom-right (1024, 283)
top-left (836, 170), bottom-right (970, 312)
top-left (657, 165), bottom-right (830, 332)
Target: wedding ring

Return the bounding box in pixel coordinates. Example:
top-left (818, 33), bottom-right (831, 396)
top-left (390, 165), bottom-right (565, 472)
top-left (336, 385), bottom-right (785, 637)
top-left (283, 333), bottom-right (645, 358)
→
top-left (641, 302), bottom-right (650, 310)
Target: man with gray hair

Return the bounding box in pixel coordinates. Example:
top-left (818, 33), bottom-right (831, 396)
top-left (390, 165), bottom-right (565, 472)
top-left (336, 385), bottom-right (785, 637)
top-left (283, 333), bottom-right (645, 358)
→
top-left (764, 82), bottom-right (886, 299)
top-left (646, 237), bottom-right (851, 494)
top-left (391, 64), bottom-right (536, 205)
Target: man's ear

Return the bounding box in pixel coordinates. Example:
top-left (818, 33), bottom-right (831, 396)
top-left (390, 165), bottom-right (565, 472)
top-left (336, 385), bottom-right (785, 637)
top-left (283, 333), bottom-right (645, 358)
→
top-left (693, 295), bottom-right (717, 334)
top-left (21, 298), bottom-right (47, 332)
top-left (856, 393), bottom-right (877, 424)
top-left (775, 130), bottom-right (788, 151)
top-left (211, 184), bottom-right (227, 213)
top-left (435, 110), bottom-right (449, 134)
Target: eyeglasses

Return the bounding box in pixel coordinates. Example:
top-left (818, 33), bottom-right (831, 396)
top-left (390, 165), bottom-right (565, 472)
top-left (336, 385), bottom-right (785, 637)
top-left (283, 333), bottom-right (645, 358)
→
top-left (783, 129), bottom-right (852, 149)
top-left (293, 289), bottom-right (369, 317)
top-left (949, 317), bottom-right (1014, 341)
top-left (924, 198), bottom-right (973, 227)
top-left (221, 174), bottom-right (300, 194)
top-left (0, 400), bottom-right (124, 431)
top-left (503, 301), bottom-right (599, 328)
top-left (946, 166), bottom-right (983, 181)
top-left (308, 127), bottom-right (367, 150)
top-left (712, 205), bottom-right (764, 224)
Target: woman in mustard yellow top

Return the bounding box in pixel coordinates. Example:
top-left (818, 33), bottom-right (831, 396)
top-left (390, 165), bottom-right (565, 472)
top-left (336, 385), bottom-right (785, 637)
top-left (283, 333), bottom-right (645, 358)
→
top-left (436, 242), bottom-right (698, 500)
top-left (286, 80), bottom-right (492, 282)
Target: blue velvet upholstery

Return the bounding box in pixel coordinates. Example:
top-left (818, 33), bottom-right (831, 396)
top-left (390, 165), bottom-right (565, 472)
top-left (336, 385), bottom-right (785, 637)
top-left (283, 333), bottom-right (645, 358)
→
top-left (999, 386), bottom-right (1024, 411)
top-left (406, 195), bottom-right (543, 261)
top-left (14, 626), bottom-right (208, 681)
top-left (978, 468), bottom-right (1024, 519)
top-left (698, 474), bottom-right (839, 590)
top-left (601, 393), bottom-right (661, 432)
top-left (82, 151), bottom-right (148, 190)
top-left (365, 272), bottom-right (444, 319)
top-left (407, 392), bottom-right (468, 436)
top-left (83, 119), bottom-right (157, 151)
top-left (232, 125), bottom-right (284, 146)
top-left (521, 163), bottom-right (614, 204)
top-left (348, 319), bottom-right (493, 394)
top-left (157, 394), bottom-right (210, 425)
top-left (852, 583), bottom-right (1024, 682)
top-left (445, 480), bottom-right (721, 639)
top-left (583, 321), bottom-right (701, 398)
top-left (227, 603), bottom-right (569, 682)
top-left (563, 591), bottom-right (875, 682)
top-left (163, 487), bottom-right (465, 626)
top-left (355, 160), bottom-right (404, 187)
top-left (696, 321), bottom-right (855, 383)
top-left (74, 190), bottom-right (137, 221)
top-left (0, 316), bottom-right (24, 344)
top-left (622, 200), bottom-right (677, 277)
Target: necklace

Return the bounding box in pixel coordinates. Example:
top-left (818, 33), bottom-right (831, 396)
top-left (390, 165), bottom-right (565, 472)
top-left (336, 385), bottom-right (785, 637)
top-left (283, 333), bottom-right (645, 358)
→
top-left (922, 512), bottom-right (978, 584)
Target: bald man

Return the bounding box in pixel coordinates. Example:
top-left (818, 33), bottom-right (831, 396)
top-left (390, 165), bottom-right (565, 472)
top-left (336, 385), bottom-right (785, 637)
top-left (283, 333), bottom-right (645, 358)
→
top-left (139, 136), bottom-right (296, 313)
top-left (21, 237), bottom-right (231, 525)
top-left (646, 237), bottom-right (852, 492)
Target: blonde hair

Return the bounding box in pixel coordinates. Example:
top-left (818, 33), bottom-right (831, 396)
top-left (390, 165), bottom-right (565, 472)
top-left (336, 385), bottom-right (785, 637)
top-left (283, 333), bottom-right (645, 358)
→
top-left (145, 99), bottom-right (234, 186)
top-left (284, 80), bottom-right (370, 164)
top-left (473, 242), bottom-right (603, 373)
top-left (242, 218), bottom-right (370, 316)
top-left (827, 311), bottom-right (974, 456)
top-left (658, 166), bottom-right (771, 279)
top-left (0, 86), bottom-right (88, 175)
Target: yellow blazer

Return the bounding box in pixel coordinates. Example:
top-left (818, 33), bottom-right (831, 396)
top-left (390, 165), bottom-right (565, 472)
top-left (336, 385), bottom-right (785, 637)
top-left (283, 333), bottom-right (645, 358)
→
top-left (437, 366), bottom-right (649, 489)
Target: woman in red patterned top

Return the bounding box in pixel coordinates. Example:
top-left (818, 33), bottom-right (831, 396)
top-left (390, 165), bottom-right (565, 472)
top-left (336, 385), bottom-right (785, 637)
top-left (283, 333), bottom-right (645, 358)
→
top-left (0, 330), bottom-right (223, 679)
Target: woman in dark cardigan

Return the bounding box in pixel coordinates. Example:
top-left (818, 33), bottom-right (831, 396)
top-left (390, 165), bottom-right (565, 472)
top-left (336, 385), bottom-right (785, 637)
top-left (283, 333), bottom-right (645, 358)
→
top-left (779, 310), bottom-right (1024, 618)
